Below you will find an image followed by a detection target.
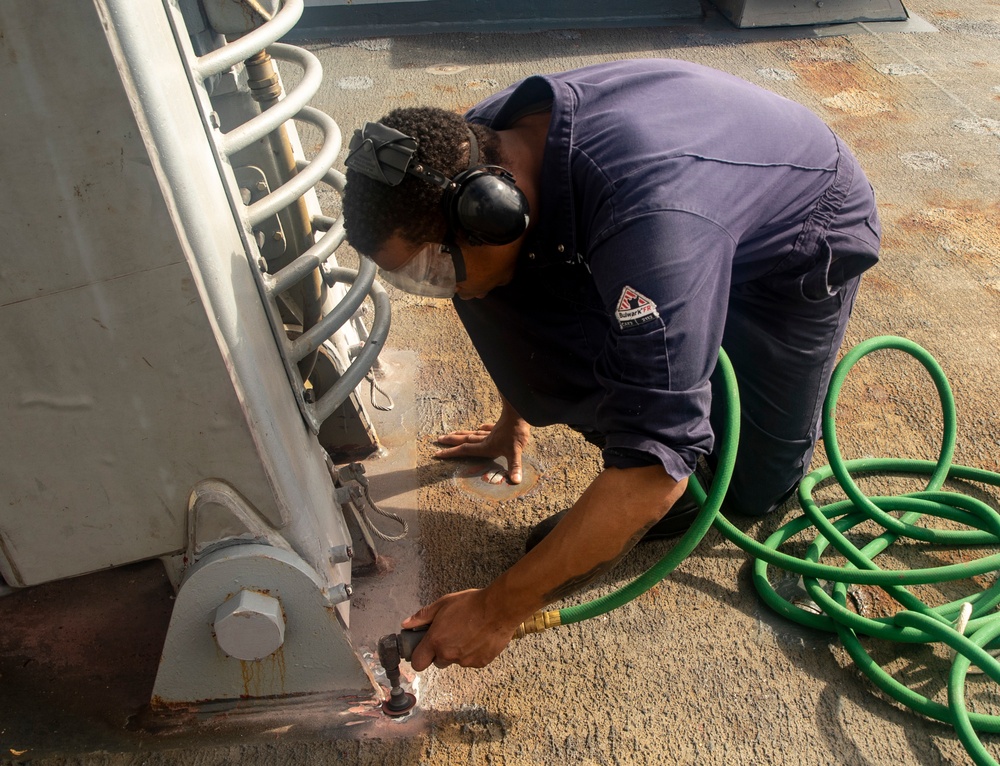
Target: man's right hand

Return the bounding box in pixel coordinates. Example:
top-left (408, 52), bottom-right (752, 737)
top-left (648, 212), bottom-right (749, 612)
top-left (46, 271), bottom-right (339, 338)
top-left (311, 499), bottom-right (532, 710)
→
top-left (433, 397), bottom-right (530, 483)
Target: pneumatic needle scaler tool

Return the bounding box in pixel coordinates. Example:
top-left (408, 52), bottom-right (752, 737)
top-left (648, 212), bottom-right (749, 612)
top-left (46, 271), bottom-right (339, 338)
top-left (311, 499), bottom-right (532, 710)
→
top-left (376, 626), bottom-right (428, 716)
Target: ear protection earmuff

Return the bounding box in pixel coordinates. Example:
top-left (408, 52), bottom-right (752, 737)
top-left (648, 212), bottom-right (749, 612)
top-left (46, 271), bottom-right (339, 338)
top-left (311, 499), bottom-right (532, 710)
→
top-left (345, 121), bottom-right (530, 246)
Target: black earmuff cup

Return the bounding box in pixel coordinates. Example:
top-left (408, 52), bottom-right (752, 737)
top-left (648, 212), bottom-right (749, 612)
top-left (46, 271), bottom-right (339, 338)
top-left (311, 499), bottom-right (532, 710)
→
top-left (448, 167), bottom-right (530, 246)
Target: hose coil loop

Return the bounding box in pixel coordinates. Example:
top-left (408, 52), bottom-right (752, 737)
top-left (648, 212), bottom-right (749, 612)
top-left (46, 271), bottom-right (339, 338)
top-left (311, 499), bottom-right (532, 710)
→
top-left (524, 336), bottom-right (1000, 765)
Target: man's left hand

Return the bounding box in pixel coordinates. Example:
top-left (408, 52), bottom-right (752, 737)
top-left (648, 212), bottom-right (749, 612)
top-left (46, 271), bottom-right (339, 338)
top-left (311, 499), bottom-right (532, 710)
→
top-left (401, 588), bottom-right (522, 671)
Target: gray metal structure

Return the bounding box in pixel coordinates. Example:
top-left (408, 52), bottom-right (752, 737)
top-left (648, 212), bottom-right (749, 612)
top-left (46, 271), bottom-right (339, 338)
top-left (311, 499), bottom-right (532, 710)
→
top-left (711, 0), bottom-right (907, 27)
top-left (0, 0), bottom-right (390, 710)
top-left (0, 0), bottom-right (912, 729)
top-left (292, 0), bottom-right (906, 37)
top-left (293, 0), bottom-right (703, 37)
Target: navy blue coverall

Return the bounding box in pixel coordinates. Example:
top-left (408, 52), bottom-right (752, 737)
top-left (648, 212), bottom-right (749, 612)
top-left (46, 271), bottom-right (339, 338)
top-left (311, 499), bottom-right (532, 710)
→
top-left (455, 59), bottom-right (881, 515)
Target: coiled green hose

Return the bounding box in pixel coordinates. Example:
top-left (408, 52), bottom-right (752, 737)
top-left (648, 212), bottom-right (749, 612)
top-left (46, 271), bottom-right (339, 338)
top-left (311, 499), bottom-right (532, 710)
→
top-left (537, 336), bottom-right (1000, 765)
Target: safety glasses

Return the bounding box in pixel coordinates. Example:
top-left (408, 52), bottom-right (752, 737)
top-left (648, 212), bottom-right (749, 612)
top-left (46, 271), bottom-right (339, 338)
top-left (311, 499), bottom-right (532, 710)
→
top-left (378, 240), bottom-right (467, 298)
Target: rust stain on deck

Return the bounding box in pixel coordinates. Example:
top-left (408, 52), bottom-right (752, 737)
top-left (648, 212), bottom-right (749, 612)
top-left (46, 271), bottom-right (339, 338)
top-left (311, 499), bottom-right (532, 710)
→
top-left (783, 40), bottom-right (911, 134)
top-left (899, 199), bottom-right (1000, 270)
top-left (858, 270), bottom-right (912, 300)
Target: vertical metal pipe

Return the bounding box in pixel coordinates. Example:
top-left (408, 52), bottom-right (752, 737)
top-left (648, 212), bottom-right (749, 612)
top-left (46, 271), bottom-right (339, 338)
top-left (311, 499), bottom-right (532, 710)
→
top-left (245, 50), bottom-right (323, 381)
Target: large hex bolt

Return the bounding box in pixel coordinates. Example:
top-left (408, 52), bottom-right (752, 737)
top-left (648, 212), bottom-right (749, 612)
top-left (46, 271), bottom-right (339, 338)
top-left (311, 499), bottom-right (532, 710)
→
top-left (213, 589), bottom-right (286, 661)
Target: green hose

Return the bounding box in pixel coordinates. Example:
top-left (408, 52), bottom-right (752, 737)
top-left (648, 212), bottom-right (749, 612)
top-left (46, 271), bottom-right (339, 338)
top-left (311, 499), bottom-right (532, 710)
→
top-left (538, 336), bottom-right (1000, 765)
top-left (556, 344), bottom-right (742, 626)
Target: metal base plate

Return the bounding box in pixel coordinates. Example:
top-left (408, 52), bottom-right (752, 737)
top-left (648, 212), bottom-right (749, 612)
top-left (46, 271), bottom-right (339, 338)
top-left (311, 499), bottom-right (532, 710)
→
top-left (152, 544), bottom-right (375, 707)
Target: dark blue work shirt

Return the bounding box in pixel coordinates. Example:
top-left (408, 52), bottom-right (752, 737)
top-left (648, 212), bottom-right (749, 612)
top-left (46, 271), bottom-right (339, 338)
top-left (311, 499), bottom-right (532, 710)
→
top-left (456, 59), bottom-right (879, 481)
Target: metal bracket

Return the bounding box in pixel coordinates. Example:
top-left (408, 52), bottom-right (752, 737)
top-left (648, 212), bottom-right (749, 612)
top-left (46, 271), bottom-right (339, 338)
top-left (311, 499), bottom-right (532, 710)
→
top-left (330, 461), bottom-right (379, 574)
top-left (234, 165), bottom-right (286, 261)
top-left (186, 479), bottom-right (291, 566)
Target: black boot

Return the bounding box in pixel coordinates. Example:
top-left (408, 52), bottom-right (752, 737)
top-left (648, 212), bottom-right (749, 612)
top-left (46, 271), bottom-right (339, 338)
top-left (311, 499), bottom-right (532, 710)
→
top-left (524, 486), bottom-right (702, 554)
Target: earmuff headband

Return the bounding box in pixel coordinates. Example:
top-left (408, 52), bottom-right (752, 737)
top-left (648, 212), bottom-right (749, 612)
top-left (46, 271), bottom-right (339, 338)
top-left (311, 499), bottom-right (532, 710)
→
top-left (345, 121), bottom-right (479, 190)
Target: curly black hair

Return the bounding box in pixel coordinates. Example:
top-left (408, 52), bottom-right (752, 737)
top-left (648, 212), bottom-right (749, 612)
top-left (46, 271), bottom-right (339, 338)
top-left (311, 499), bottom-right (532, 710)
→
top-left (342, 106), bottom-right (500, 257)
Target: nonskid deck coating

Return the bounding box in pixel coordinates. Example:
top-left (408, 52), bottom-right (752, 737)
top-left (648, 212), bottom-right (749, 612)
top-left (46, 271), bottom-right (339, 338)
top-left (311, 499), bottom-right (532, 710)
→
top-left (3, 1), bottom-right (999, 763)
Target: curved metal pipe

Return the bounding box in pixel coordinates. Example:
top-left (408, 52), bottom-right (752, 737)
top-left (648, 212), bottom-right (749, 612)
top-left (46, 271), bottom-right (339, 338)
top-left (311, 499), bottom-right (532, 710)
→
top-left (221, 43), bottom-right (323, 156)
top-left (263, 164), bottom-right (348, 297)
top-left (265, 215), bottom-right (345, 297)
top-left (193, 0), bottom-right (303, 79)
top-left (310, 266), bottom-right (391, 427)
top-left (289, 258), bottom-right (378, 363)
top-left (246, 106), bottom-right (342, 226)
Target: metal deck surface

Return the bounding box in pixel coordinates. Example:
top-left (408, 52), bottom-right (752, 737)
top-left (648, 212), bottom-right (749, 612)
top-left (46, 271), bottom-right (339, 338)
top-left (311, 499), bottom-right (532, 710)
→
top-left (3, 1), bottom-right (999, 763)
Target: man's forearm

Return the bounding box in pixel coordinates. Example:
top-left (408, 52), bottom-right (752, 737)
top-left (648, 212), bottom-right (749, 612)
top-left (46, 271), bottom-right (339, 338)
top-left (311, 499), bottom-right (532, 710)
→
top-left (483, 465), bottom-right (688, 626)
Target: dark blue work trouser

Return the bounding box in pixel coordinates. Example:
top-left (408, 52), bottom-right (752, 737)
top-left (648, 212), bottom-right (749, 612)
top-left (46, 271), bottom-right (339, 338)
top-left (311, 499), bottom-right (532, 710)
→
top-left (710, 140), bottom-right (879, 516)
top-left (709, 274), bottom-right (860, 516)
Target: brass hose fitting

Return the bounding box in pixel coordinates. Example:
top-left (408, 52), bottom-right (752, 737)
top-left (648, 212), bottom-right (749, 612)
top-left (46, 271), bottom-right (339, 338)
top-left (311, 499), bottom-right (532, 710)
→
top-left (514, 610), bottom-right (562, 638)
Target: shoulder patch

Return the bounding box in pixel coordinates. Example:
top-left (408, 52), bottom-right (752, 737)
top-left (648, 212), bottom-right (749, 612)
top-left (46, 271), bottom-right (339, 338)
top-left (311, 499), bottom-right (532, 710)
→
top-left (615, 286), bottom-right (659, 329)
